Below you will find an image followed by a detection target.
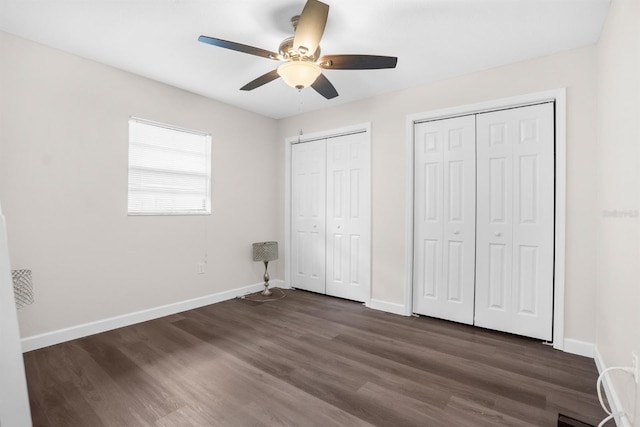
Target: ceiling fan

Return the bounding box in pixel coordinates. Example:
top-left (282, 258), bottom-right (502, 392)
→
top-left (198, 0), bottom-right (398, 100)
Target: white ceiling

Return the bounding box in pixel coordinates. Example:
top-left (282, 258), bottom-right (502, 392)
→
top-left (0, 0), bottom-right (610, 119)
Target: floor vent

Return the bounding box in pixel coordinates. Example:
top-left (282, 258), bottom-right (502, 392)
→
top-left (558, 414), bottom-right (595, 427)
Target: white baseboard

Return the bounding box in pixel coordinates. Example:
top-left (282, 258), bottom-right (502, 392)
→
top-left (594, 347), bottom-right (633, 427)
top-left (273, 279), bottom-right (290, 289)
top-left (563, 338), bottom-right (596, 358)
top-left (21, 280), bottom-right (286, 353)
top-left (368, 299), bottom-right (409, 316)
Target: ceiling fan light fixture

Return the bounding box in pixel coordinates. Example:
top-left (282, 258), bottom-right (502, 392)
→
top-left (277, 61), bottom-right (321, 89)
top-left (198, 0), bottom-right (397, 99)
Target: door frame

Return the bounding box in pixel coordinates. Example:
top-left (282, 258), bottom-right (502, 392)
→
top-left (284, 122), bottom-right (373, 305)
top-left (404, 89), bottom-right (567, 350)
top-left (0, 203), bottom-right (33, 426)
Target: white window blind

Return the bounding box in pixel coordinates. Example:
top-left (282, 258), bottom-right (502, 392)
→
top-left (128, 118), bottom-right (212, 215)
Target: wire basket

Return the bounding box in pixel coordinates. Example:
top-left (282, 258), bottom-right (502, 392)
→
top-left (12, 269), bottom-right (34, 309)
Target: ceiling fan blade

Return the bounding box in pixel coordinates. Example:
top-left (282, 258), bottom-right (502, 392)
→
top-left (319, 55), bottom-right (398, 70)
top-left (311, 73), bottom-right (338, 99)
top-left (198, 35), bottom-right (281, 61)
top-left (240, 69), bottom-right (280, 91)
top-left (293, 0), bottom-right (329, 56)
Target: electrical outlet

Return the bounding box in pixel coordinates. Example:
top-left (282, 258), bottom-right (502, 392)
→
top-left (632, 352), bottom-right (639, 384)
top-left (198, 262), bottom-right (205, 274)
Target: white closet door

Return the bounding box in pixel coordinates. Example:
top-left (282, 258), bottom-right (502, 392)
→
top-left (475, 103), bottom-right (555, 341)
top-left (290, 140), bottom-right (326, 294)
top-left (325, 132), bottom-right (371, 302)
top-left (413, 115), bottom-right (476, 324)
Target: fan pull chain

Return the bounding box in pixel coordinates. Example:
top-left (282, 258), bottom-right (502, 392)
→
top-left (296, 89), bottom-right (304, 143)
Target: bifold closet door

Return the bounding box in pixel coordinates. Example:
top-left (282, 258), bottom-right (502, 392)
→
top-left (290, 132), bottom-right (371, 303)
top-left (413, 115), bottom-right (477, 324)
top-left (475, 103), bottom-right (555, 341)
top-left (325, 132), bottom-right (371, 302)
top-left (290, 139), bottom-right (326, 294)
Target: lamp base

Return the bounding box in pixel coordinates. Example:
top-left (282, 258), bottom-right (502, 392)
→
top-left (262, 261), bottom-right (272, 296)
top-left (261, 284), bottom-right (272, 296)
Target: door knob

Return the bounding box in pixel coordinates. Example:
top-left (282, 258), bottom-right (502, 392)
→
top-left (494, 232), bottom-right (502, 237)
top-left (453, 230), bottom-right (460, 235)
top-left (337, 225), bottom-right (341, 229)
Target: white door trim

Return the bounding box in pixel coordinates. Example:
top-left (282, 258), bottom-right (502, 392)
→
top-left (0, 203), bottom-right (33, 426)
top-left (405, 89), bottom-right (567, 350)
top-left (284, 122), bottom-right (373, 306)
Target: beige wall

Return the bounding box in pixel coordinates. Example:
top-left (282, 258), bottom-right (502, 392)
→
top-left (1, 30), bottom-right (602, 347)
top-left (276, 46), bottom-right (599, 344)
top-left (596, 0), bottom-right (640, 422)
top-left (0, 32), bottom-right (279, 337)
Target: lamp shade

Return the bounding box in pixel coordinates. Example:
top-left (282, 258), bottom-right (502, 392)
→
top-left (252, 241), bottom-right (278, 262)
top-left (277, 61), bottom-right (321, 89)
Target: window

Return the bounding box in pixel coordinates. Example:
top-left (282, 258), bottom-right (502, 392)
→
top-left (128, 118), bottom-right (212, 215)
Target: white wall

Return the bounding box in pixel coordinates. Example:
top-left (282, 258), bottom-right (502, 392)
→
top-left (277, 46), bottom-right (599, 345)
top-left (0, 31), bottom-right (280, 338)
top-left (596, 0), bottom-right (640, 423)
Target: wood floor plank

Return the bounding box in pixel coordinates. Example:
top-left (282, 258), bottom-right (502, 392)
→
top-left (23, 289), bottom-right (606, 426)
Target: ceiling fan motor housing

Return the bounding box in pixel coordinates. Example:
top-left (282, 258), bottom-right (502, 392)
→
top-left (279, 36), bottom-right (321, 62)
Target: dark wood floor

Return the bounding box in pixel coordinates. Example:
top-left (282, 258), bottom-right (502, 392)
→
top-left (24, 289), bottom-right (605, 426)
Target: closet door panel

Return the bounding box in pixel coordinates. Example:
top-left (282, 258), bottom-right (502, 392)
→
top-left (477, 132), bottom-right (514, 315)
top-left (475, 103), bottom-right (554, 341)
top-left (413, 115), bottom-right (476, 324)
top-left (290, 140), bottom-right (326, 294)
top-left (326, 132), bottom-right (371, 302)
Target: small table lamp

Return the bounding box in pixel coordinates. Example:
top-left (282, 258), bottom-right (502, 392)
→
top-left (252, 241), bottom-right (278, 296)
